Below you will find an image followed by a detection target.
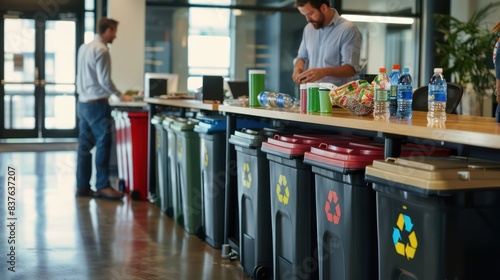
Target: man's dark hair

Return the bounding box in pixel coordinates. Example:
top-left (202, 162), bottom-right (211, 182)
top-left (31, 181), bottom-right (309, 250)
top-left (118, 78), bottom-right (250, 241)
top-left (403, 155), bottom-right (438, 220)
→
top-left (295, 0), bottom-right (330, 9)
top-left (97, 17), bottom-right (119, 35)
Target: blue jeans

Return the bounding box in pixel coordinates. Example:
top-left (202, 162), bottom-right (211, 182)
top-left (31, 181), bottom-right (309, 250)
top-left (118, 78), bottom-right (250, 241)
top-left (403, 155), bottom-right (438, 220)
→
top-left (76, 102), bottom-right (113, 191)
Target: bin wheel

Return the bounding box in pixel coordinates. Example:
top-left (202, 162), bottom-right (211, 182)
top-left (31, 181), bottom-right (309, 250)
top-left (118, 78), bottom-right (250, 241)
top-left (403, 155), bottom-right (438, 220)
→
top-left (117, 179), bottom-right (126, 192)
top-left (254, 265), bottom-right (271, 280)
top-left (130, 190), bottom-right (141, 200)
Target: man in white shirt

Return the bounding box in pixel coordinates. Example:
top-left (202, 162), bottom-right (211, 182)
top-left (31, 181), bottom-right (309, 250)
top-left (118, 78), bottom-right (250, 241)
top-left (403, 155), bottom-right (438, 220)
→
top-left (75, 17), bottom-right (131, 199)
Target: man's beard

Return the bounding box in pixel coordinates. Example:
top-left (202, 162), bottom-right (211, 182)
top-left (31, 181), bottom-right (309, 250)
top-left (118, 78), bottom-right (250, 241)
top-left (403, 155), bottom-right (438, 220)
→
top-left (310, 12), bottom-right (325, 29)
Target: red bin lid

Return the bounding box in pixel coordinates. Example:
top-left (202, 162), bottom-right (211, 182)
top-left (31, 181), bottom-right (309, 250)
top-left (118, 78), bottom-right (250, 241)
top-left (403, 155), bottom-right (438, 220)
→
top-left (262, 134), bottom-right (354, 156)
top-left (304, 142), bottom-right (385, 169)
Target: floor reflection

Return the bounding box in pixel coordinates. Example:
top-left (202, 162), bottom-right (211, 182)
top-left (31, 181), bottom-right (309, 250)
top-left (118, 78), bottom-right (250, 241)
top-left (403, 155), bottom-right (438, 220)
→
top-left (0, 151), bottom-right (248, 280)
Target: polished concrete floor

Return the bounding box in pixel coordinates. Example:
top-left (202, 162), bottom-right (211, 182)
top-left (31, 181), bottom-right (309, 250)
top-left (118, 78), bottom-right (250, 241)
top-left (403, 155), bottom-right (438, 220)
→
top-left (0, 151), bottom-right (248, 280)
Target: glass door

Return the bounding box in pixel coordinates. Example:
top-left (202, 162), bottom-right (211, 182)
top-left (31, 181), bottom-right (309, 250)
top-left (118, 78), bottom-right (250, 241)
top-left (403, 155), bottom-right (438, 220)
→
top-left (43, 18), bottom-right (77, 137)
top-left (1, 13), bottom-right (77, 138)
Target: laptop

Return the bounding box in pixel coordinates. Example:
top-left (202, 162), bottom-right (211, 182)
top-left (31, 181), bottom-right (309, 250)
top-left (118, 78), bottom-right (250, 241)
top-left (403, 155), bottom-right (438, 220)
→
top-left (227, 81), bottom-right (249, 99)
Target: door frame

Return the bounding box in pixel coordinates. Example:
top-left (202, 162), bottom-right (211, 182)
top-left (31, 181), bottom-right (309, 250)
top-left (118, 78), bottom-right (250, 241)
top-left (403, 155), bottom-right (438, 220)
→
top-left (0, 4), bottom-right (85, 139)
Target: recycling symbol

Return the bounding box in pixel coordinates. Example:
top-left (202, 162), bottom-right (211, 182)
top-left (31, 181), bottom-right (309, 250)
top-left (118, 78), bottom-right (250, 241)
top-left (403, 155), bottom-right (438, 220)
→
top-left (202, 144), bottom-right (209, 167)
top-left (276, 175), bottom-right (290, 205)
top-left (242, 162), bottom-right (252, 188)
top-left (177, 141), bottom-right (182, 157)
top-left (324, 190), bottom-right (341, 224)
top-left (392, 213), bottom-right (418, 260)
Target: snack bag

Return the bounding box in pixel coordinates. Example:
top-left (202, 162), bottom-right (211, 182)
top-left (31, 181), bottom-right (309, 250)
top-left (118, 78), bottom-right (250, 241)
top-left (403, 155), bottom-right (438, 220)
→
top-left (329, 80), bottom-right (375, 116)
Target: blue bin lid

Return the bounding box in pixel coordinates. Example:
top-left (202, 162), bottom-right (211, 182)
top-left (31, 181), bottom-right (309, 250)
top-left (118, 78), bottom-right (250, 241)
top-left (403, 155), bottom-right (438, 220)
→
top-left (194, 115), bottom-right (270, 134)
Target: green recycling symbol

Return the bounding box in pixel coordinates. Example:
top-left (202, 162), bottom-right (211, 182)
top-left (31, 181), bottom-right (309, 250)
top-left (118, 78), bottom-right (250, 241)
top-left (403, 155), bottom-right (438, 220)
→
top-left (242, 162), bottom-right (252, 188)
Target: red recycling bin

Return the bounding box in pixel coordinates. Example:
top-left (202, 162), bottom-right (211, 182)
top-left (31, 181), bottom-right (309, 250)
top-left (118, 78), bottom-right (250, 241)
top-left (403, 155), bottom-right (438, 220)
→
top-left (122, 111), bottom-right (149, 200)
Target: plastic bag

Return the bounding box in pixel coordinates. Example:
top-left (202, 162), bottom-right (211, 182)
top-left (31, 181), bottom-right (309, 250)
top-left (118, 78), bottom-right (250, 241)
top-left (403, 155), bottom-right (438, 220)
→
top-left (329, 80), bottom-right (374, 116)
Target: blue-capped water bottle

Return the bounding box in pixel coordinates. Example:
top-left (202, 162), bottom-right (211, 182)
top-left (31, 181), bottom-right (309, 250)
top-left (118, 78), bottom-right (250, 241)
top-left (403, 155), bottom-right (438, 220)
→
top-left (389, 64), bottom-right (401, 116)
top-left (428, 68), bottom-right (447, 123)
top-left (397, 67), bottom-right (413, 119)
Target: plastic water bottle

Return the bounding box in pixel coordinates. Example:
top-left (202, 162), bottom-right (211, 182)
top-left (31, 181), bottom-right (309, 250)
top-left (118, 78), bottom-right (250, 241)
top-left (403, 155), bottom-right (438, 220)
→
top-left (389, 64), bottom-right (401, 116)
top-left (397, 67), bottom-right (413, 119)
top-left (427, 68), bottom-right (447, 123)
top-left (258, 91), bottom-right (297, 108)
top-left (373, 67), bottom-right (390, 120)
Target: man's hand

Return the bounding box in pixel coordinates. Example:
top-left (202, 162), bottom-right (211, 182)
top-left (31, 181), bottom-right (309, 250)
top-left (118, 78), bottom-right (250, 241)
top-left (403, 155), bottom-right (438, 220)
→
top-left (120, 94), bottom-right (133, 102)
top-left (292, 68), bottom-right (304, 84)
top-left (297, 68), bottom-right (325, 84)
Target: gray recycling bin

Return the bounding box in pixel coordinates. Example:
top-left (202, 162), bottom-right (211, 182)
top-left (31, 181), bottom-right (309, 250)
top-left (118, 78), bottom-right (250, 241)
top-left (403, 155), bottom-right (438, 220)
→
top-left (365, 156), bottom-right (500, 280)
top-left (151, 115), bottom-right (172, 214)
top-left (163, 116), bottom-right (182, 225)
top-left (229, 128), bottom-right (273, 279)
top-left (194, 115), bottom-right (227, 249)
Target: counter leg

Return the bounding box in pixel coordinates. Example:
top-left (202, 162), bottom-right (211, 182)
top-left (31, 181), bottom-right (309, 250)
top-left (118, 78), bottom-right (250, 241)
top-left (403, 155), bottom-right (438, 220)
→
top-left (148, 104), bottom-right (157, 202)
top-left (224, 113), bottom-right (239, 254)
top-left (378, 132), bottom-right (406, 159)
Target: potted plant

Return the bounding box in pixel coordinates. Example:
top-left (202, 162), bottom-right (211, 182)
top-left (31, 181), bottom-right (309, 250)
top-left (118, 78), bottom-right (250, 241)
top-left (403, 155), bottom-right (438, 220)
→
top-left (434, 2), bottom-right (500, 116)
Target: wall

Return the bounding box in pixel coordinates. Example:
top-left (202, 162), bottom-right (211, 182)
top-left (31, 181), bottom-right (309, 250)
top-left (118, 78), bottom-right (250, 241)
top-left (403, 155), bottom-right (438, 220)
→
top-left (107, 0), bottom-right (145, 91)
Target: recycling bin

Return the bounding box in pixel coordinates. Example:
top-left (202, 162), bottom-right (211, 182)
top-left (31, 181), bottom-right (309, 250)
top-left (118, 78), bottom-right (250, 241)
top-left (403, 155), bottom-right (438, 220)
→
top-left (303, 141), bottom-right (385, 279)
top-left (123, 110), bottom-right (149, 200)
top-left (365, 156), bottom-right (500, 280)
top-left (152, 114), bottom-right (173, 214)
top-left (194, 115), bottom-right (227, 249)
top-left (261, 134), bottom-right (360, 280)
top-left (163, 116), bottom-right (183, 224)
top-left (171, 118), bottom-right (202, 235)
top-left (229, 128), bottom-right (276, 279)
top-left (194, 114), bottom-right (270, 249)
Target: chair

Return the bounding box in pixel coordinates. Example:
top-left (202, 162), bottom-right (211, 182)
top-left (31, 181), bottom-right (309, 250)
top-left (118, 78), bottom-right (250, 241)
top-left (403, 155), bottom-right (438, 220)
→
top-left (412, 82), bottom-right (464, 114)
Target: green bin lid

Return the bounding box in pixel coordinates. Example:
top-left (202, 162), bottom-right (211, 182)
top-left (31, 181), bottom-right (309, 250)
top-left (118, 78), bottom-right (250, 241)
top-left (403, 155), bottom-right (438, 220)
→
top-left (229, 128), bottom-right (265, 148)
top-left (162, 116), bottom-right (178, 128)
top-left (170, 117), bottom-right (198, 131)
top-left (151, 115), bottom-right (165, 125)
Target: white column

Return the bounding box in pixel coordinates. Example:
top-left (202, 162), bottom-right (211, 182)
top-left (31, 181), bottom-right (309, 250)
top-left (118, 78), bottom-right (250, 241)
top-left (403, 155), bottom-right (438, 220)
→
top-left (107, 0), bottom-right (146, 92)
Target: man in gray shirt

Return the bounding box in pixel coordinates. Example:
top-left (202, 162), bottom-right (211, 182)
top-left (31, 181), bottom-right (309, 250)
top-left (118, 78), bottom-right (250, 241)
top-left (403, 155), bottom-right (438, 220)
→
top-left (75, 17), bottom-right (131, 199)
top-left (292, 0), bottom-right (361, 86)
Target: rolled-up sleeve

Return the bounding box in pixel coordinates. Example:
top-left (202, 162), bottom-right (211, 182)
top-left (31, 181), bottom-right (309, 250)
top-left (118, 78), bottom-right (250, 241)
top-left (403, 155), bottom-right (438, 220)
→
top-left (341, 25), bottom-right (362, 73)
top-left (293, 28), bottom-right (309, 67)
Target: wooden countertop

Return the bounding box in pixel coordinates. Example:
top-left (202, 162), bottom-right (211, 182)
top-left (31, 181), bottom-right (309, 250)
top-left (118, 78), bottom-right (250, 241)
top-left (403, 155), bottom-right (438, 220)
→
top-left (110, 101), bottom-right (148, 108)
top-left (145, 97), bottom-right (219, 111)
top-left (218, 105), bottom-right (500, 150)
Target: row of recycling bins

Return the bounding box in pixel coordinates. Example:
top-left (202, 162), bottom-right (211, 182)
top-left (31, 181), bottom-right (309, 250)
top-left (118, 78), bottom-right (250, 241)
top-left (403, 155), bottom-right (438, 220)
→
top-left (148, 112), bottom-right (500, 280)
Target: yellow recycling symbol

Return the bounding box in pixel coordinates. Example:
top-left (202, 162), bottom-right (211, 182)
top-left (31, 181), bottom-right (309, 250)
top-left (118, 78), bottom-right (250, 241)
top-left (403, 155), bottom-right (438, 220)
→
top-left (242, 162), bottom-right (252, 188)
top-left (177, 141), bottom-right (182, 157)
top-left (393, 212), bottom-right (418, 260)
top-left (276, 174), bottom-right (290, 205)
top-left (202, 144), bottom-right (209, 167)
